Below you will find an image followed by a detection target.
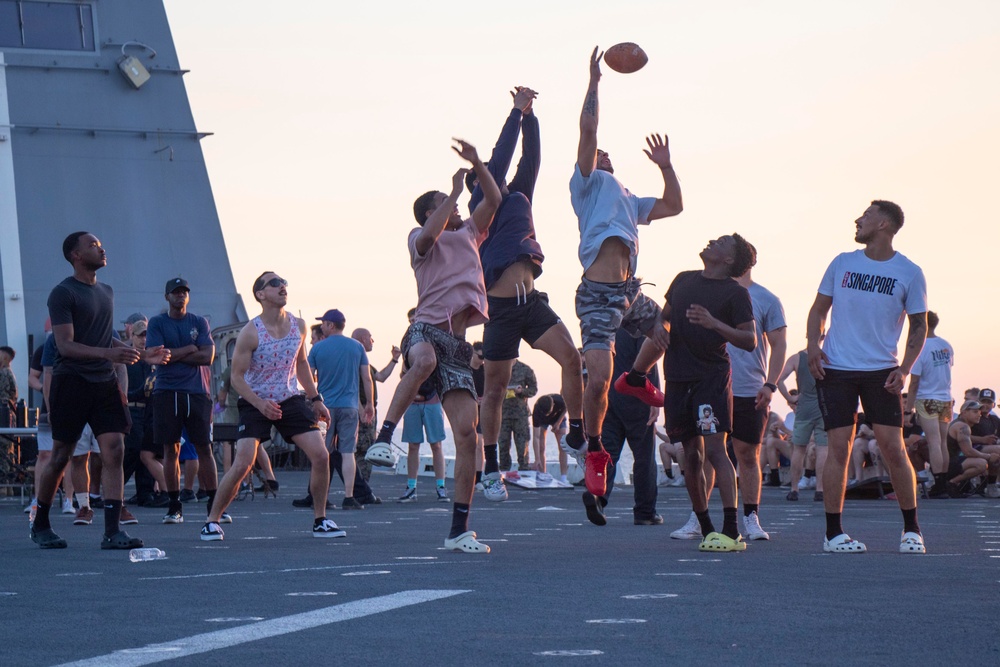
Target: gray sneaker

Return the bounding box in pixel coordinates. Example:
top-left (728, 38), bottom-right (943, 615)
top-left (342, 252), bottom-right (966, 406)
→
top-left (670, 511), bottom-right (702, 540)
top-left (482, 472), bottom-right (508, 502)
top-left (397, 488), bottom-right (417, 503)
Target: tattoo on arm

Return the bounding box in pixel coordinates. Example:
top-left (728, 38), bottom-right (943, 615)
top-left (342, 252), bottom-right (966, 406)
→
top-left (583, 91), bottom-right (597, 117)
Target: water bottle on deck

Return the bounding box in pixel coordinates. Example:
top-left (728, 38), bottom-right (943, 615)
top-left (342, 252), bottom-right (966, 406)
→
top-left (129, 548), bottom-right (166, 562)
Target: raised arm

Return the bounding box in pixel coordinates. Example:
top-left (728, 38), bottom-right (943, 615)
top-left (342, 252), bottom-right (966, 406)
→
top-left (414, 167), bottom-right (469, 257)
top-left (459, 140), bottom-right (501, 234)
top-left (577, 47), bottom-right (602, 177)
top-left (508, 91), bottom-right (541, 200)
top-left (470, 88), bottom-right (536, 210)
top-left (373, 345), bottom-right (401, 383)
top-left (643, 133), bottom-right (683, 220)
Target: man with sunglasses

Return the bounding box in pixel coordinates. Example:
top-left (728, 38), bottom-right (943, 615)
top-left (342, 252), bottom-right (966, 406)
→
top-left (366, 139), bottom-right (501, 553)
top-left (147, 278), bottom-right (218, 526)
top-left (202, 273), bottom-right (339, 540)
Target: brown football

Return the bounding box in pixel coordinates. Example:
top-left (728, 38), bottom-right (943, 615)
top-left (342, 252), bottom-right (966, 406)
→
top-left (604, 42), bottom-right (648, 74)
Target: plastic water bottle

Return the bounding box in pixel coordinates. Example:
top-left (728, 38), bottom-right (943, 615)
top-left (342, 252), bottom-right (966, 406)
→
top-left (129, 548), bottom-right (166, 562)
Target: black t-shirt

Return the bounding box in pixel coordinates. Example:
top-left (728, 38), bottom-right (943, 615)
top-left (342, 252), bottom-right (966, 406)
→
top-left (29, 345), bottom-right (43, 373)
top-left (972, 413), bottom-right (1000, 439)
top-left (532, 394), bottom-right (566, 427)
top-left (46, 277), bottom-right (116, 383)
top-left (902, 416), bottom-right (924, 439)
top-left (664, 270), bottom-right (753, 381)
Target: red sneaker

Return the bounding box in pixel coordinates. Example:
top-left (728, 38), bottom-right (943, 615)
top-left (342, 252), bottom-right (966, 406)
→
top-left (613, 373), bottom-right (664, 407)
top-left (584, 448), bottom-right (613, 497)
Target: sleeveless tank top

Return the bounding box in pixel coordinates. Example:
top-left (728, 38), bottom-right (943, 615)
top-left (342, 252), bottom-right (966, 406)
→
top-left (946, 425), bottom-right (965, 460)
top-left (244, 314), bottom-right (301, 402)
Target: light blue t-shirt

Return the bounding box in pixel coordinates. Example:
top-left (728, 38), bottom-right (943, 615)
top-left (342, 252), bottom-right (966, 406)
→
top-left (728, 282), bottom-right (787, 397)
top-left (307, 334), bottom-right (369, 409)
top-left (569, 165), bottom-right (656, 274)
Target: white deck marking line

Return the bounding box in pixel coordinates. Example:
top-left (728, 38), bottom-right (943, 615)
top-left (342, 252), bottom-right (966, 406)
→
top-left (56, 589), bottom-right (469, 667)
top-left (139, 561), bottom-right (443, 581)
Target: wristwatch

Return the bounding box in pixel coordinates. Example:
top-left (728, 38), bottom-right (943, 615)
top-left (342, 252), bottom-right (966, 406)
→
top-left (309, 395), bottom-right (323, 403)
top-left (764, 383), bottom-right (778, 392)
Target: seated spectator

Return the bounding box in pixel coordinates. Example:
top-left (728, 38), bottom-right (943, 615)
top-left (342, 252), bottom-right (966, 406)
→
top-left (947, 399), bottom-right (1000, 497)
top-left (971, 389), bottom-right (1000, 497)
top-left (763, 410), bottom-right (792, 487)
top-left (850, 415), bottom-right (883, 483)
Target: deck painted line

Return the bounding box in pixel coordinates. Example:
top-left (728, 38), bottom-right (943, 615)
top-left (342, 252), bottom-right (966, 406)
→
top-left (57, 589), bottom-right (469, 667)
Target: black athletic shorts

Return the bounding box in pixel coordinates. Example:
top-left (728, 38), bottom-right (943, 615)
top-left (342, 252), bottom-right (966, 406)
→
top-left (152, 391), bottom-right (213, 446)
top-left (816, 367), bottom-right (902, 430)
top-left (237, 394), bottom-right (319, 443)
top-left (49, 374), bottom-right (131, 443)
top-left (947, 454), bottom-right (967, 479)
top-left (731, 396), bottom-right (768, 446)
top-left (664, 373), bottom-right (733, 443)
top-left (125, 406), bottom-right (160, 456)
top-left (482, 290), bottom-right (561, 361)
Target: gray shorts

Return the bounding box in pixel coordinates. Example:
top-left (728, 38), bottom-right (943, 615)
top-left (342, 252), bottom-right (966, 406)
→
top-left (791, 407), bottom-right (828, 447)
top-left (325, 407), bottom-right (359, 454)
top-left (37, 416), bottom-right (53, 452)
top-left (575, 277), bottom-right (661, 352)
top-left (73, 424), bottom-right (100, 456)
top-left (401, 322), bottom-right (476, 401)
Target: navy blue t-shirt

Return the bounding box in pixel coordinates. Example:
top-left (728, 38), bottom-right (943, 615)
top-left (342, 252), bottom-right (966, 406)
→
top-left (146, 312), bottom-right (213, 394)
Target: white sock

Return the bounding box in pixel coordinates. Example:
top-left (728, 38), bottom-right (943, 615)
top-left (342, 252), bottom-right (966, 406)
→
top-left (75, 493), bottom-right (90, 509)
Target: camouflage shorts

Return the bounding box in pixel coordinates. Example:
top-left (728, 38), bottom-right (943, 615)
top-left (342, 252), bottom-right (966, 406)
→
top-left (575, 277), bottom-right (662, 352)
top-left (401, 322), bottom-right (477, 401)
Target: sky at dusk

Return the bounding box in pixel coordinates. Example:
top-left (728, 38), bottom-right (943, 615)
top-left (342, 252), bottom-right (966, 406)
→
top-left (164, 1), bottom-right (1000, 422)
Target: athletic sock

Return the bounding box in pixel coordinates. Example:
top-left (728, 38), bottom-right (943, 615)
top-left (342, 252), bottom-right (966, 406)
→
top-left (566, 420), bottom-right (585, 449)
top-left (168, 491), bottom-right (181, 515)
top-left (483, 444), bottom-right (500, 475)
top-left (33, 501), bottom-right (52, 531)
top-left (901, 507), bottom-right (920, 535)
top-left (804, 469), bottom-right (815, 479)
top-left (989, 475), bottom-right (998, 485)
top-left (104, 499), bottom-right (122, 536)
top-left (75, 492), bottom-right (90, 509)
top-left (743, 503), bottom-right (758, 518)
top-left (474, 470), bottom-right (482, 484)
top-left (205, 490), bottom-right (217, 515)
top-left (825, 512), bottom-right (844, 540)
top-left (625, 368), bottom-right (646, 387)
top-left (448, 502), bottom-right (470, 539)
top-left (695, 509), bottom-right (715, 537)
top-left (436, 479), bottom-right (445, 489)
top-left (768, 469), bottom-right (781, 486)
top-left (722, 507), bottom-right (739, 539)
top-left (407, 478), bottom-right (417, 490)
top-left (665, 467), bottom-right (674, 479)
top-left (376, 421), bottom-right (397, 443)
top-left (587, 435), bottom-right (603, 454)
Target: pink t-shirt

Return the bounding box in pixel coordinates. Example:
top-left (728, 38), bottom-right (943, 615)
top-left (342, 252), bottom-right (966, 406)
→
top-left (408, 218), bottom-right (489, 329)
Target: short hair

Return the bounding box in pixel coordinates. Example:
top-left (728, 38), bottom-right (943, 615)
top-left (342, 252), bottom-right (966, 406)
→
top-left (535, 394), bottom-right (554, 414)
top-left (965, 387), bottom-right (981, 398)
top-left (310, 323), bottom-right (323, 335)
top-left (465, 170), bottom-right (478, 193)
top-left (729, 233), bottom-right (755, 277)
top-left (926, 311), bottom-right (939, 330)
top-left (251, 271), bottom-right (276, 303)
top-left (62, 231), bottom-right (90, 263)
top-left (872, 200), bottom-right (904, 231)
top-left (0, 345), bottom-right (14, 359)
top-left (406, 307), bottom-right (417, 319)
top-left (413, 191), bottom-right (440, 226)
top-left (472, 341), bottom-right (483, 352)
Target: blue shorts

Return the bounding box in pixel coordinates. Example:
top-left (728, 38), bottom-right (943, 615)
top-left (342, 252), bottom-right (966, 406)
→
top-left (179, 440), bottom-right (198, 462)
top-left (402, 402), bottom-right (446, 444)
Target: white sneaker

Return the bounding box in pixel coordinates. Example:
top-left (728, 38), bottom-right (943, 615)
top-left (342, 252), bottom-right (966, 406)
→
top-left (743, 510), bottom-right (770, 541)
top-left (559, 434), bottom-right (587, 468)
top-left (61, 497), bottom-right (75, 514)
top-left (482, 472), bottom-right (508, 502)
top-left (670, 474), bottom-right (687, 487)
top-left (536, 471), bottom-right (553, 484)
top-left (900, 531), bottom-right (926, 554)
top-left (798, 476), bottom-right (811, 491)
top-left (670, 511), bottom-right (702, 540)
top-left (23, 498), bottom-right (36, 514)
top-left (809, 476), bottom-right (818, 489)
top-left (986, 484), bottom-right (1000, 499)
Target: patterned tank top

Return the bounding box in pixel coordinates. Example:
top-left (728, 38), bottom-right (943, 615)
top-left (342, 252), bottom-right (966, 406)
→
top-left (244, 314), bottom-right (301, 402)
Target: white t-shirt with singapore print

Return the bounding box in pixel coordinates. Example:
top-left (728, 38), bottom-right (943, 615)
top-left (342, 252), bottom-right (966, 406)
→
top-left (818, 249), bottom-right (927, 371)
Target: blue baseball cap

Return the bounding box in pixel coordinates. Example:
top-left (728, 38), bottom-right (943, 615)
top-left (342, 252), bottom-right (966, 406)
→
top-left (316, 309), bottom-right (345, 324)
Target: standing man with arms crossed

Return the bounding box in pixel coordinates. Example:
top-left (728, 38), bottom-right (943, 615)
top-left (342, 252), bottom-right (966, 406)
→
top-left (201, 272), bottom-right (337, 540)
top-left (569, 46), bottom-right (683, 498)
top-left (31, 232), bottom-right (169, 549)
top-left (469, 86), bottom-right (584, 502)
top-left (726, 248), bottom-right (787, 540)
top-left (366, 139), bottom-right (502, 553)
top-left (147, 278), bottom-right (218, 526)
top-left (807, 200), bottom-right (928, 554)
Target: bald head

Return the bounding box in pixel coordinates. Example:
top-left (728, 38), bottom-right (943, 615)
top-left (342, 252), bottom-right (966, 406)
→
top-left (352, 328), bottom-right (373, 352)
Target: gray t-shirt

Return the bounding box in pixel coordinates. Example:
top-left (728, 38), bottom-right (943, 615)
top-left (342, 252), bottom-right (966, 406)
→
top-left (728, 282), bottom-right (786, 397)
top-left (47, 276), bottom-right (116, 383)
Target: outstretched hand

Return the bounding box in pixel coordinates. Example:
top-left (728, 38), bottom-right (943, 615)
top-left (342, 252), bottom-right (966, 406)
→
top-left (643, 133), bottom-right (672, 168)
top-left (512, 86), bottom-right (538, 113)
top-left (450, 168), bottom-right (470, 197)
top-left (590, 46), bottom-right (603, 80)
top-left (451, 138), bottom-right (480, 165)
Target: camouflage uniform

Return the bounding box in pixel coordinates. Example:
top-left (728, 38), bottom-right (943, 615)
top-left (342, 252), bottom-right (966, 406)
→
top-left (356, 366), bottom-right (378, 481)
top-left (499, 360), bottom-right (538, 470)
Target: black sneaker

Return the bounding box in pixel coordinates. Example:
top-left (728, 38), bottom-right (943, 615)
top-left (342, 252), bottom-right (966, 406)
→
top-left (356, 494), bottom-right (382, 505)
top-left (634, 514), bottom-right (664, 526)
top-left (89, 496), bottom-right (106, 509)
top-left (196, 489), bottom-right (209, 502)
top-left (342, 497), bottom-right (365, 510)
top-left (179, 489), bottom-right (197, 503)
top-left (101, 530), bottom-right (143, 550)
top-left (313, 518), bottom-right (346, 538)
top-left (786, 490), bottom-right (799, 501)
top-left (292, 494), bottom-right (314, 508)
top-left (200, 522), bottom-right (224, 541)
top-left (582, 492), bottom-right (607, 526)
top-left (31, 526), bottom-right (67, 549)
top-left (147, 493), bottom-right (171, 508)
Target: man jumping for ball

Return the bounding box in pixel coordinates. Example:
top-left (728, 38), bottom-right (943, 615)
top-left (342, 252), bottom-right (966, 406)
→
top-left (568, 46), bottom-right (683, 500)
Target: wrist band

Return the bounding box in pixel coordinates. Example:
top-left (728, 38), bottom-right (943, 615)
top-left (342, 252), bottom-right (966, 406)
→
top-left (764, 383), bottom-right (778, 392)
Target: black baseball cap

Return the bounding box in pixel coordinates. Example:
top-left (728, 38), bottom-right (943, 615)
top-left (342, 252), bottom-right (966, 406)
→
top-left (165, 277), bottom-right (190, 294)
top-left (980, 388), bottom-right (996, 404)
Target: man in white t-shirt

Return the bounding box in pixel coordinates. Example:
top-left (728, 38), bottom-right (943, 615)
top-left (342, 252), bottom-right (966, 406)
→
top-left (903, 311), bottom-right (954, 497)
top-left (806, 200), bottom-right (928, 555)
top-left (567, 46), bottom-right (683, 503)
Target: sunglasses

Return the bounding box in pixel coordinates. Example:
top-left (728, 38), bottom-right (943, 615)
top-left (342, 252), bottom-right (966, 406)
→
top-left (135, 332), bottom-right (147, 337)
top-left (256, 277), bottom-right (288, 291)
